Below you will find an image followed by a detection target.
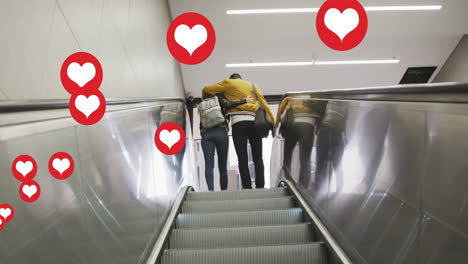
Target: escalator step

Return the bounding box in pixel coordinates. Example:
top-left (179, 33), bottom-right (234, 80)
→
top-left (181, 196), bottom-right (295, 213)
top-left (186, 188), bottom-right (288, 201)
top-left (170, 223), bottom-right (314, 249)
top-left (176, 208), bottom-right (303, 229)
top-left (161, 243), bottom-right (326, 264)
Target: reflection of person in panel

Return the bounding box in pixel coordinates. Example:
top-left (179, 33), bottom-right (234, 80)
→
top-left (314, 101), bottom-right (348, 193)
top-left (199, 93), bottom-right (256, 191)
top-left (277, 97), bottom-right (325, 187)
top-left (159, 102), bottom-right (186, 184)
top-left (202, 73), bottom-right (275, 189)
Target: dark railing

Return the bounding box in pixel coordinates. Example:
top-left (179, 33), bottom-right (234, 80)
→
top-left (280, 82), bottom-right (468, 103)
top-left (0, 97), bottom-right (185, 113)
top-left (280, 180), bottom-right (352, 264)
top-left (141, 186), bottom-right (194, 264)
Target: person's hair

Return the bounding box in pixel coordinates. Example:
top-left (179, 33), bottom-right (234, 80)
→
top-left (229, 73), bottom-right (242, 79)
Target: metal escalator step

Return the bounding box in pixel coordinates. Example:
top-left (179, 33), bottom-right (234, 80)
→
top-left (170, 223), bottom-right (314, 249)
top-left (161, 243), bottom-right (326, 264)
top-left (176, 208), bottom-right (303, 229)
top-left (186, 188), bottom-right (288, 201)
top-left (181, 196), bottom-right (295, 213)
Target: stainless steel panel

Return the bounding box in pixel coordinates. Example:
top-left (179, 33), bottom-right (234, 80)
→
top-left (272, 97), bottom-right (468, 263)
top-left (0, 101), bottom-right (198, 263)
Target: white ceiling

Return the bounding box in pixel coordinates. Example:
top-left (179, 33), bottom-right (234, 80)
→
top-left (168, 0), bottom-right (467, 97)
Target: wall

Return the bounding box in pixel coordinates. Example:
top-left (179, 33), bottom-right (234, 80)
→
top-left (0, 0), bottom-right (184, 100)
top-left (434, 35), bottom-right (468, 83)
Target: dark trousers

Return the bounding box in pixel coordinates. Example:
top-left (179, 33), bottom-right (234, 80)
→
top-left (232, 121), bottom-right (264, 189)
top-left (315, 126), bottom-right (346, 192)
top-left (201, 127), bottom-right (229, 191)
top-left (282, 123), bottom-right (315, 187)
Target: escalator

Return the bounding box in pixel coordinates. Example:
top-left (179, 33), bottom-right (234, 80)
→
top-left (146, 181), bottom-right (349, 264)
top-left (3, 83), bottom-right (468, 263)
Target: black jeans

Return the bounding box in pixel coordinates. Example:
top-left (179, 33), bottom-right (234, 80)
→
top-left (201, 127), bottom-right (229, 191)
top-left (315, 126), bottom-right (346, 192)
top-left (282, 123), bottom-right (315, 187)
top-left (232, 121), bottom-right (264, 189)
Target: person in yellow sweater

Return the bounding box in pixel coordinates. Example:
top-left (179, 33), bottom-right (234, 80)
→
top-left (202, 73), bottom-right (275, 189)
top-left (276, 97), bottom-right (326, 187)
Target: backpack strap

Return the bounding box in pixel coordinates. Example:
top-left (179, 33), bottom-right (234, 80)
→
top-left (251, 82), bottom-right (262, 110)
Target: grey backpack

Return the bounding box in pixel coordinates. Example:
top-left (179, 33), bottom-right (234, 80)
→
top-left (160, 103), bottom-right (185, 127)
top-left (199, 96), bottom-right (225, 129)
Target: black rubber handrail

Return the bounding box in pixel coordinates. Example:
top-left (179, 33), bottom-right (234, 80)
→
top-left (279, 180), bottom-right (353, 264)
top-left (0, 97), bottom-right (185, 113)
top-left (141, 185), bottom-right (194, 264)
top-left (280, 82), bottom-right (468, 104)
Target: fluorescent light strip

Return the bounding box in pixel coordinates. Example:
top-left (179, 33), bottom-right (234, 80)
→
top-left (226, 62), bottom-right (314, 67)
top-left (226, 5), bottom-right (442, 15)
top-left (226, 60), bottom-right (399, 68)
top-left (315, 59), bottom-right (400, 65)
top-left (365, 5), bottom-right (442, 11)
top-left (227, 8), bottom-right (319, 14)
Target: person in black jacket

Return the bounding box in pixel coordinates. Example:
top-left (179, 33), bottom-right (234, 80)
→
top-left (200, 93), bottom-right (256, 191)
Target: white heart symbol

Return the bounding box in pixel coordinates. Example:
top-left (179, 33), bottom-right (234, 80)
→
top-left (324, 8), bottom-right (359, 41)
top-left (0, 208), bottom-right (11, 219)
top-left (52, 158), bottom-right (70, 174)
top-left (16, 161), bottom-right (33, 177)
top-left (22, 185), bottom-right (37, 198)
top-left (75, 95), bottom-right (100, 118)
top-left (67, 62), bottom-right (96, 87)
top-left (159, 129), bottom-right (180, 149)
top-left (174, 24), bottom-right (207, 56)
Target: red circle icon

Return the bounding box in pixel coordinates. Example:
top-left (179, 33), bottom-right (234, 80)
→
top-left (19, 180), bottom-right (41, 203)
top-left (316, 0), bottom-right (368, 51)
top-left (60, 52), bottom-right (103, 94)
top-left (0, 204), bottom-right (14, 223)
top-left (69, 89), bottom-right (106, 125)
top-left (167, 12), bottom-right (216, 65)
top-left (155, 122), bottom-right (186, 155)
top-left (11, 155), bottom-right (37, 182)
top-left (48, 152), bottom-right (75, 180)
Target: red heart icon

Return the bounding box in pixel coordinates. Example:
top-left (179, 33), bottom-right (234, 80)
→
top-left (19, 180), bottom-right (41, 203)
top-left (0, 204), bottom-right (14, 222)
top-left (11, 155), bottom-right (37, 182)
top-left (48, 152), bottom-right (75, 180)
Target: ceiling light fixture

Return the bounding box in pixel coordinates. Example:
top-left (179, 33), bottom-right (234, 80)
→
top-left (226, 5), bottom-right (442, 15)
top-left (226, 60), bottom-right (399, 68)
top-left (315, 59), bottom-right (400, 65)
top-left (226, 62), bottom-right (315, 67)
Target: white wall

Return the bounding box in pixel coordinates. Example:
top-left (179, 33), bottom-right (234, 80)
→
top-left (434, 35), bottom-right (468, 83)
top-left (0, 0), bottom-right (184, 100)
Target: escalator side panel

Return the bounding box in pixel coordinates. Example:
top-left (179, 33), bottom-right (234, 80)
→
top-left (0, 102), bottom-right (198, 263)
top-left (272, 98), bottom-right (468, 263)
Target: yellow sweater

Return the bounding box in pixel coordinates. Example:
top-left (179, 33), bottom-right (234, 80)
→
top-left (202, 79), bottom-right (275, 125)
top-left (276, 97), bottom-right (324, 127)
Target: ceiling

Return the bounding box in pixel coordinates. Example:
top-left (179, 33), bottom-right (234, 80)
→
top-left (168, 0), bottom-right (467, 97)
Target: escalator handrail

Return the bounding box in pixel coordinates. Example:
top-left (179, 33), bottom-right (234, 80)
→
top-left (279, 82), bottom-right (468, 104)
top-left (279, 180), bottom-right (353, 264)
top-left (0, 97), bottom-right (185, 113)
top-left (141, 185), bottom-right (194, 264)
